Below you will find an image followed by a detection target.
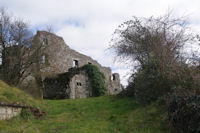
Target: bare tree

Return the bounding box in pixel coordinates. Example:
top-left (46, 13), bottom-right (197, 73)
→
top-left (43, 24), bottom-right (54, 33)
top-left (109, 13), bottom-right (200, 84)
top-left (0, 7), bottom-right (43, 85)
top-left (0, 7), bottom-right (12, 75)
top-left (110, 13), bottom-right (195, 68)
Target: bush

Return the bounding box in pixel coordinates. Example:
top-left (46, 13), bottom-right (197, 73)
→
top-left (121, 81), bottom-right (135, 97)
top-left (130, 59), bottom-right (196, 105)
top-left (20, 108), bottom-right (33, 120)
top-left (134, 60), bottom-right (172, 104)
top-left (166, 91), bottom-right (200, 133)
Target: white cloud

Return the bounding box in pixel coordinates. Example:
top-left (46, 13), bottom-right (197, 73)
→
top-left (1, 0), bottom-right (200, 85)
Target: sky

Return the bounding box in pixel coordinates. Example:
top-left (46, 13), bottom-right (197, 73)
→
top-left (1, 0), bottom-right (200, 85)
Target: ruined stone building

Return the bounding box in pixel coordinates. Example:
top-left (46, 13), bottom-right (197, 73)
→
top-left (17, 31), bottom-right (122, 99)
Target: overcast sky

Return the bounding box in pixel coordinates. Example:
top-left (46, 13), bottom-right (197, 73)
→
top-left (1, 0), bottom-right (200, 85)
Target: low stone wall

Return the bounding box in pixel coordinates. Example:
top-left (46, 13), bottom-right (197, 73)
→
top-left (0, 102), bottom-right (27, 120)
top-left (0, 102), bottom-right (46, 120)
top-left (0, 106), bottom-right (22, 120)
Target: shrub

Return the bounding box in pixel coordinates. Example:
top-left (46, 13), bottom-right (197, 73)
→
top-left (20, 108), bottom-right (33, 120)
top-left (134, 60), bottom-right (172, 104)
top-left (120, 80), bottom-right (135, 97)
top-left (131, 59), bottom-right (196, 104)
top-left (166, 91), bottom-right (200, 133)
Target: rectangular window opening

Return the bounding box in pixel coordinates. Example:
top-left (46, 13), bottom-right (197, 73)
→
top-left (76, 82), bottom-right (82, 86)
top-left (73, 60), bottom-right (79, 67)
top-left (112, 74), bottom-right (116, 81)
top-left (42, 55), bottom-right (45, 64)
top-left (42, 38), bottom-right (48, 45)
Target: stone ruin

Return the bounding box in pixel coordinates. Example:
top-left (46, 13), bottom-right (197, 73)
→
top-left (8, 31), bottom-right (123, 99)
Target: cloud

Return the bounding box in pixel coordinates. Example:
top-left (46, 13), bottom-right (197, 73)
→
top-left (1, 0), bottom-right (200, 85)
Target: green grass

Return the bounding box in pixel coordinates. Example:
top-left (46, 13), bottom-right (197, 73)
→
top-left (0, 81), bottom-right (169, 133)
top-left (0, 80), bottom-right (41, 106)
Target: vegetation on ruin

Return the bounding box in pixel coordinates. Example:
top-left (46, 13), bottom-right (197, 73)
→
top-left (45, 64), bottom-right (106, 98)
top-left (68, 64), bottom-right (106, 96)
top-left (82, 64), bottom-right (106, 96)
top-left (0, 80), bottom-right (169, 132)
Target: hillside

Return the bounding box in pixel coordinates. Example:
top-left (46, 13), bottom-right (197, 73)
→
top-left (0, 80), bottom-right (41, 106)
top-left (0, 81), bottom-right (169, 133)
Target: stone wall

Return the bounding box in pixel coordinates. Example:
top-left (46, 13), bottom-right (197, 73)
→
top-left (109, 73), bottom-right (122, 95)
top-left (0, 102), bottom-right (25, 120)
top-left (0, 106), bottom-right (22, 120)
top-left (69, 71), bottom-right (92, 99)
top-left (0, 102), bottom-right (46, 120)
top-left (44, 70), bottom-right (92, 99)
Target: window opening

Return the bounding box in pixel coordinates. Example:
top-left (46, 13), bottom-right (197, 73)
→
top-left (73, 60), bottom-right (79, 67)
top-left (42, 55), bottom-right (45, 64)
top-left (42, 38), bottom-right (48, 45)
top-left (112, 74), bottom-right (116, 80)
top-left (76, 82), bottom-right (82, 86)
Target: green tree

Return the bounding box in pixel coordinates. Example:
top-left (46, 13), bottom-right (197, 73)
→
top-left (110, 13), bottom-right (199, 103)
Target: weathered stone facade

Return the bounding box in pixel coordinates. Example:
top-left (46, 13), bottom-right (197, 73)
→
top-left (19, 31), bottom-right (122, 99)
top-left (109, 73), bottom-right (122, 95)
top-left (69, 71), bottom-right (92, 99)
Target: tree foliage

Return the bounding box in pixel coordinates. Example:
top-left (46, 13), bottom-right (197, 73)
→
top-left (110, 14), bottom-right (191, 66)
top-left (110, 13), bottom-right (199, 104)
top-left (166, 91), bottom-right (200, 133)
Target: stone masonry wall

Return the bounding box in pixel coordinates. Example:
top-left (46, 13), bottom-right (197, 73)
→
top-left (69, 71), bottom-right (92, 99)
top-left (0, 106), bottom-right (22, 120)
top-left (110, 73), bottom-right (122, 95)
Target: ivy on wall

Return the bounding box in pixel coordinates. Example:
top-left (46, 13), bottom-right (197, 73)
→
top-left (82, 64), bottom-right (106, 96)
top-left (44, 64), bottom-right (106, 99)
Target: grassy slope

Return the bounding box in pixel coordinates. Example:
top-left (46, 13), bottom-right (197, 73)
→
top-left (0, 80), bottom-right (41, 106)
top-left (0, 81), bottom-right (169, 133)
